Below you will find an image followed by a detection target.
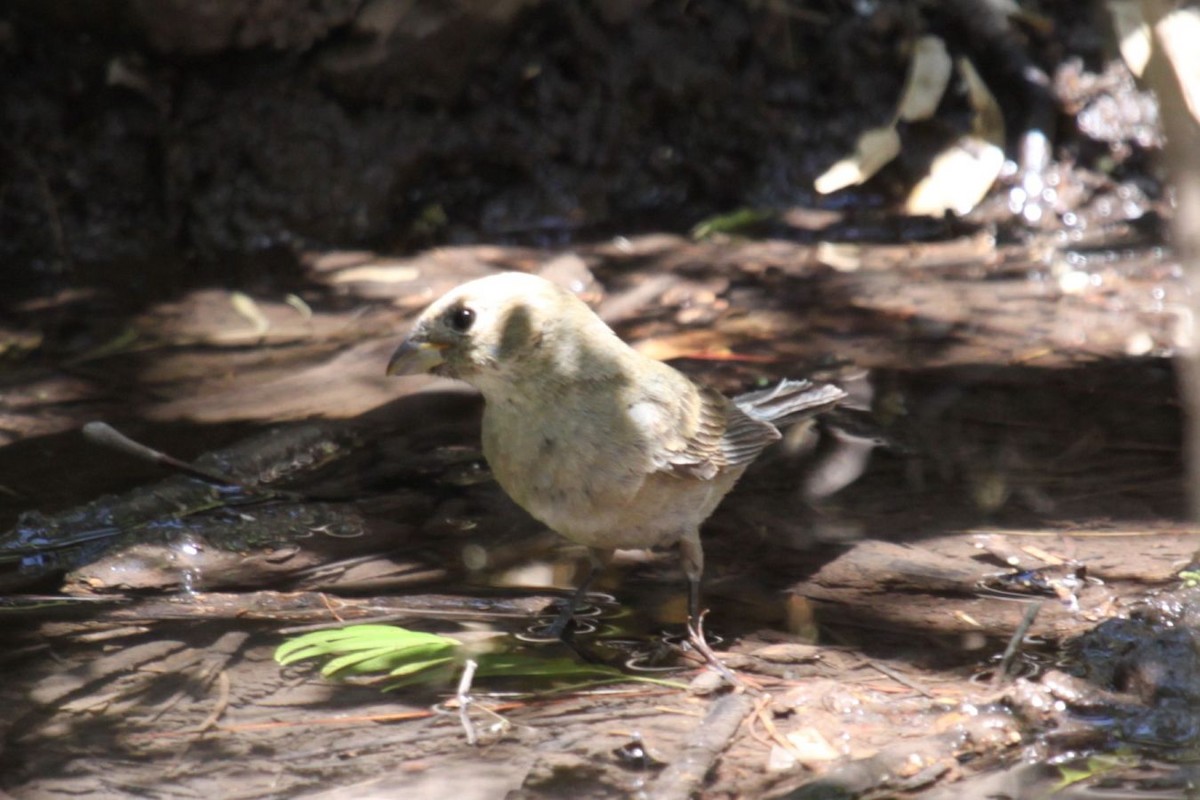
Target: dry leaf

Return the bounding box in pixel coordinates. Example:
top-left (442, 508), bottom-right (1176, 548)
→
top-left (961, 57), bottom-right (1004, 146)
top-left (786, 728), bottom-right (842, 763)
top-left (905, 58), bottom-right (1004, 216)
top-left (897, 35), bottom-right (953, 122)
top-left (906, 141), bottom-right (1005, 216)
top-left (1155, 5), bottom-right (1200, 125)
top-left (1108, 0), bottom-right (1152, 76)
top-left (633, 329), bottom-right (743, 362)
top-left (230, 291), bottom-right (270, 335)
top-left (814, 126), bottom-right (902, 194)
top-left (815, 241), bottom-right (866, 272)
top-left (330, 265), bottom-right (421, 284)
top-left (285, 293), bottom-right (313, 320)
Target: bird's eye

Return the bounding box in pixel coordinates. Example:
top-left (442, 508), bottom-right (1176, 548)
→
top-left (449, 306), bottom-right (475, 333)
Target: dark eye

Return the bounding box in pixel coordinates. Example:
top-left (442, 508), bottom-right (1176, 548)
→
top-left (449, 306), bottom-right (475, 332)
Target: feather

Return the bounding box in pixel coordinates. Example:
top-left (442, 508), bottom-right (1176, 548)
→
top-left (734, 379), bottom-right (847, 427)
top-left (659, 387), bottom-right (782, 480)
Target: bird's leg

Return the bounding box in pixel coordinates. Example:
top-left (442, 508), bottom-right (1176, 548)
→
top-left (545, 570), bottom-right (597, 639)
top-left (678, 532), bottom-right (743, 686)
top-left (545, 547), bottom-right (611, 639)
top-left (679, 532), bottom-right (705, 630)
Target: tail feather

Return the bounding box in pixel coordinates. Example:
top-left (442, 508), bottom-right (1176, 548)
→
top-left (733, 379), bottom-right (847, 428)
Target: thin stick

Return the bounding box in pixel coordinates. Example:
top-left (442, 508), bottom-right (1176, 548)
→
top-left (456, 659), bottom-right (479, 746)
top-left (190, 670), bottom-right (232, 734)
top-left (82, 422), bottom-right (302, 500)
top-left (865, 659), bottom-right (933, 698)
top-left (648, 693), bottom-right (756, 800)
top-left (996, 600), bottom-right (1043, 684)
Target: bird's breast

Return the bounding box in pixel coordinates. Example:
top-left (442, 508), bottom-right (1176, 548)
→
top-left (479, 391), bottom-right (742, 549)
top-left (482, 395), bottom-right (641, 516)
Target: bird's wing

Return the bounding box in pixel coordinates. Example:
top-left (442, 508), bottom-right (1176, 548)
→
top-left (653, 387), bottom-right (781, 481)
top-left (733, 379), bottom-right (847, 426)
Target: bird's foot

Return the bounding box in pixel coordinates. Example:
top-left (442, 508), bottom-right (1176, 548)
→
top-left (517, 613), bottom-right (580, 643)
top-left (686, 612), bottom-right (746, 690)
top-left (517, 592), bottom-right (607, 643)
top-left (544, 603), bottom-right (577, 640)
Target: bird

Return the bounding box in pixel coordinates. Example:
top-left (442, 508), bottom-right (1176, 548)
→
top-left (386, 271), bottom-right (846, 638)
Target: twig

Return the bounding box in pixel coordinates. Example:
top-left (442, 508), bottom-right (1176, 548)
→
top-left (996, 600), bottom-right (1043, 684)
top-left (318, 593), bottom-right (345, 623)
top-left (743, 704), bottom-right (777, 752)
top-left (82, 422), bottom-right (303, 501)
top-left (751, 694), bottom-right (801, 756)
top-left (648, 692), bottom-right (756, 800)
top-left (864, 659), bottom-right (933, 698)
top-left (190, 670), bottom-right (231, 734)
top-left (457, 659), bottom-right (479, 746)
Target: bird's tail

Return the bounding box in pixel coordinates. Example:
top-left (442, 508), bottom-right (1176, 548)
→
top-left (733, 379), bottom-right (847, 428)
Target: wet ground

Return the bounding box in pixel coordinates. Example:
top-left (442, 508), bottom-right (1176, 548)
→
top-left (1, 222), bottom-right (1197, 798)
top-left (4, 1), bottom-right (1199, 797)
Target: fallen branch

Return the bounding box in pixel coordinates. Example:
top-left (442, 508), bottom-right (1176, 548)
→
top-left (649, 692), bottom-right (756, 800)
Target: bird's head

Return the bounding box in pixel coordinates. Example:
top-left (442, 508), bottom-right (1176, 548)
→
top-left (386, 272), bottom-right (616, 391)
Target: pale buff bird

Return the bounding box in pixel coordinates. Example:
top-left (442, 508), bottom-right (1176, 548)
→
top-left (387, 271), bottom-right (845, 637)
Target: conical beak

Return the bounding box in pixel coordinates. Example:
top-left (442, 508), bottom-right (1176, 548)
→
top-left (386, 339), bottom-right (447, 375)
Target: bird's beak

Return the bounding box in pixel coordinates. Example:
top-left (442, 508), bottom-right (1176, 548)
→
top-left (386, 338), bottom-right (447, 376)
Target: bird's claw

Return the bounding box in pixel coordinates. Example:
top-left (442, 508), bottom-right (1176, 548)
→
top-left (686, 611), bottom-right (746, 689)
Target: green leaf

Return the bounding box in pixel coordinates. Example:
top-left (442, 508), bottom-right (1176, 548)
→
top-left (389, 656), bottom-right (456, 677)
top-left (691, 208), bottom-right (772, 239)
top-left (276, 624), bottom-right (688, 693)
top-left (474, 654), bottom-right (623, 679)
top-left (275, 625), bottom-right (460, 670)
top-left (384, 661), bottom-right (460, 690)
top-left (322, 641), bottom-right (458, 678)
top-left (1051, 753), bottom-right (1132, 792)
